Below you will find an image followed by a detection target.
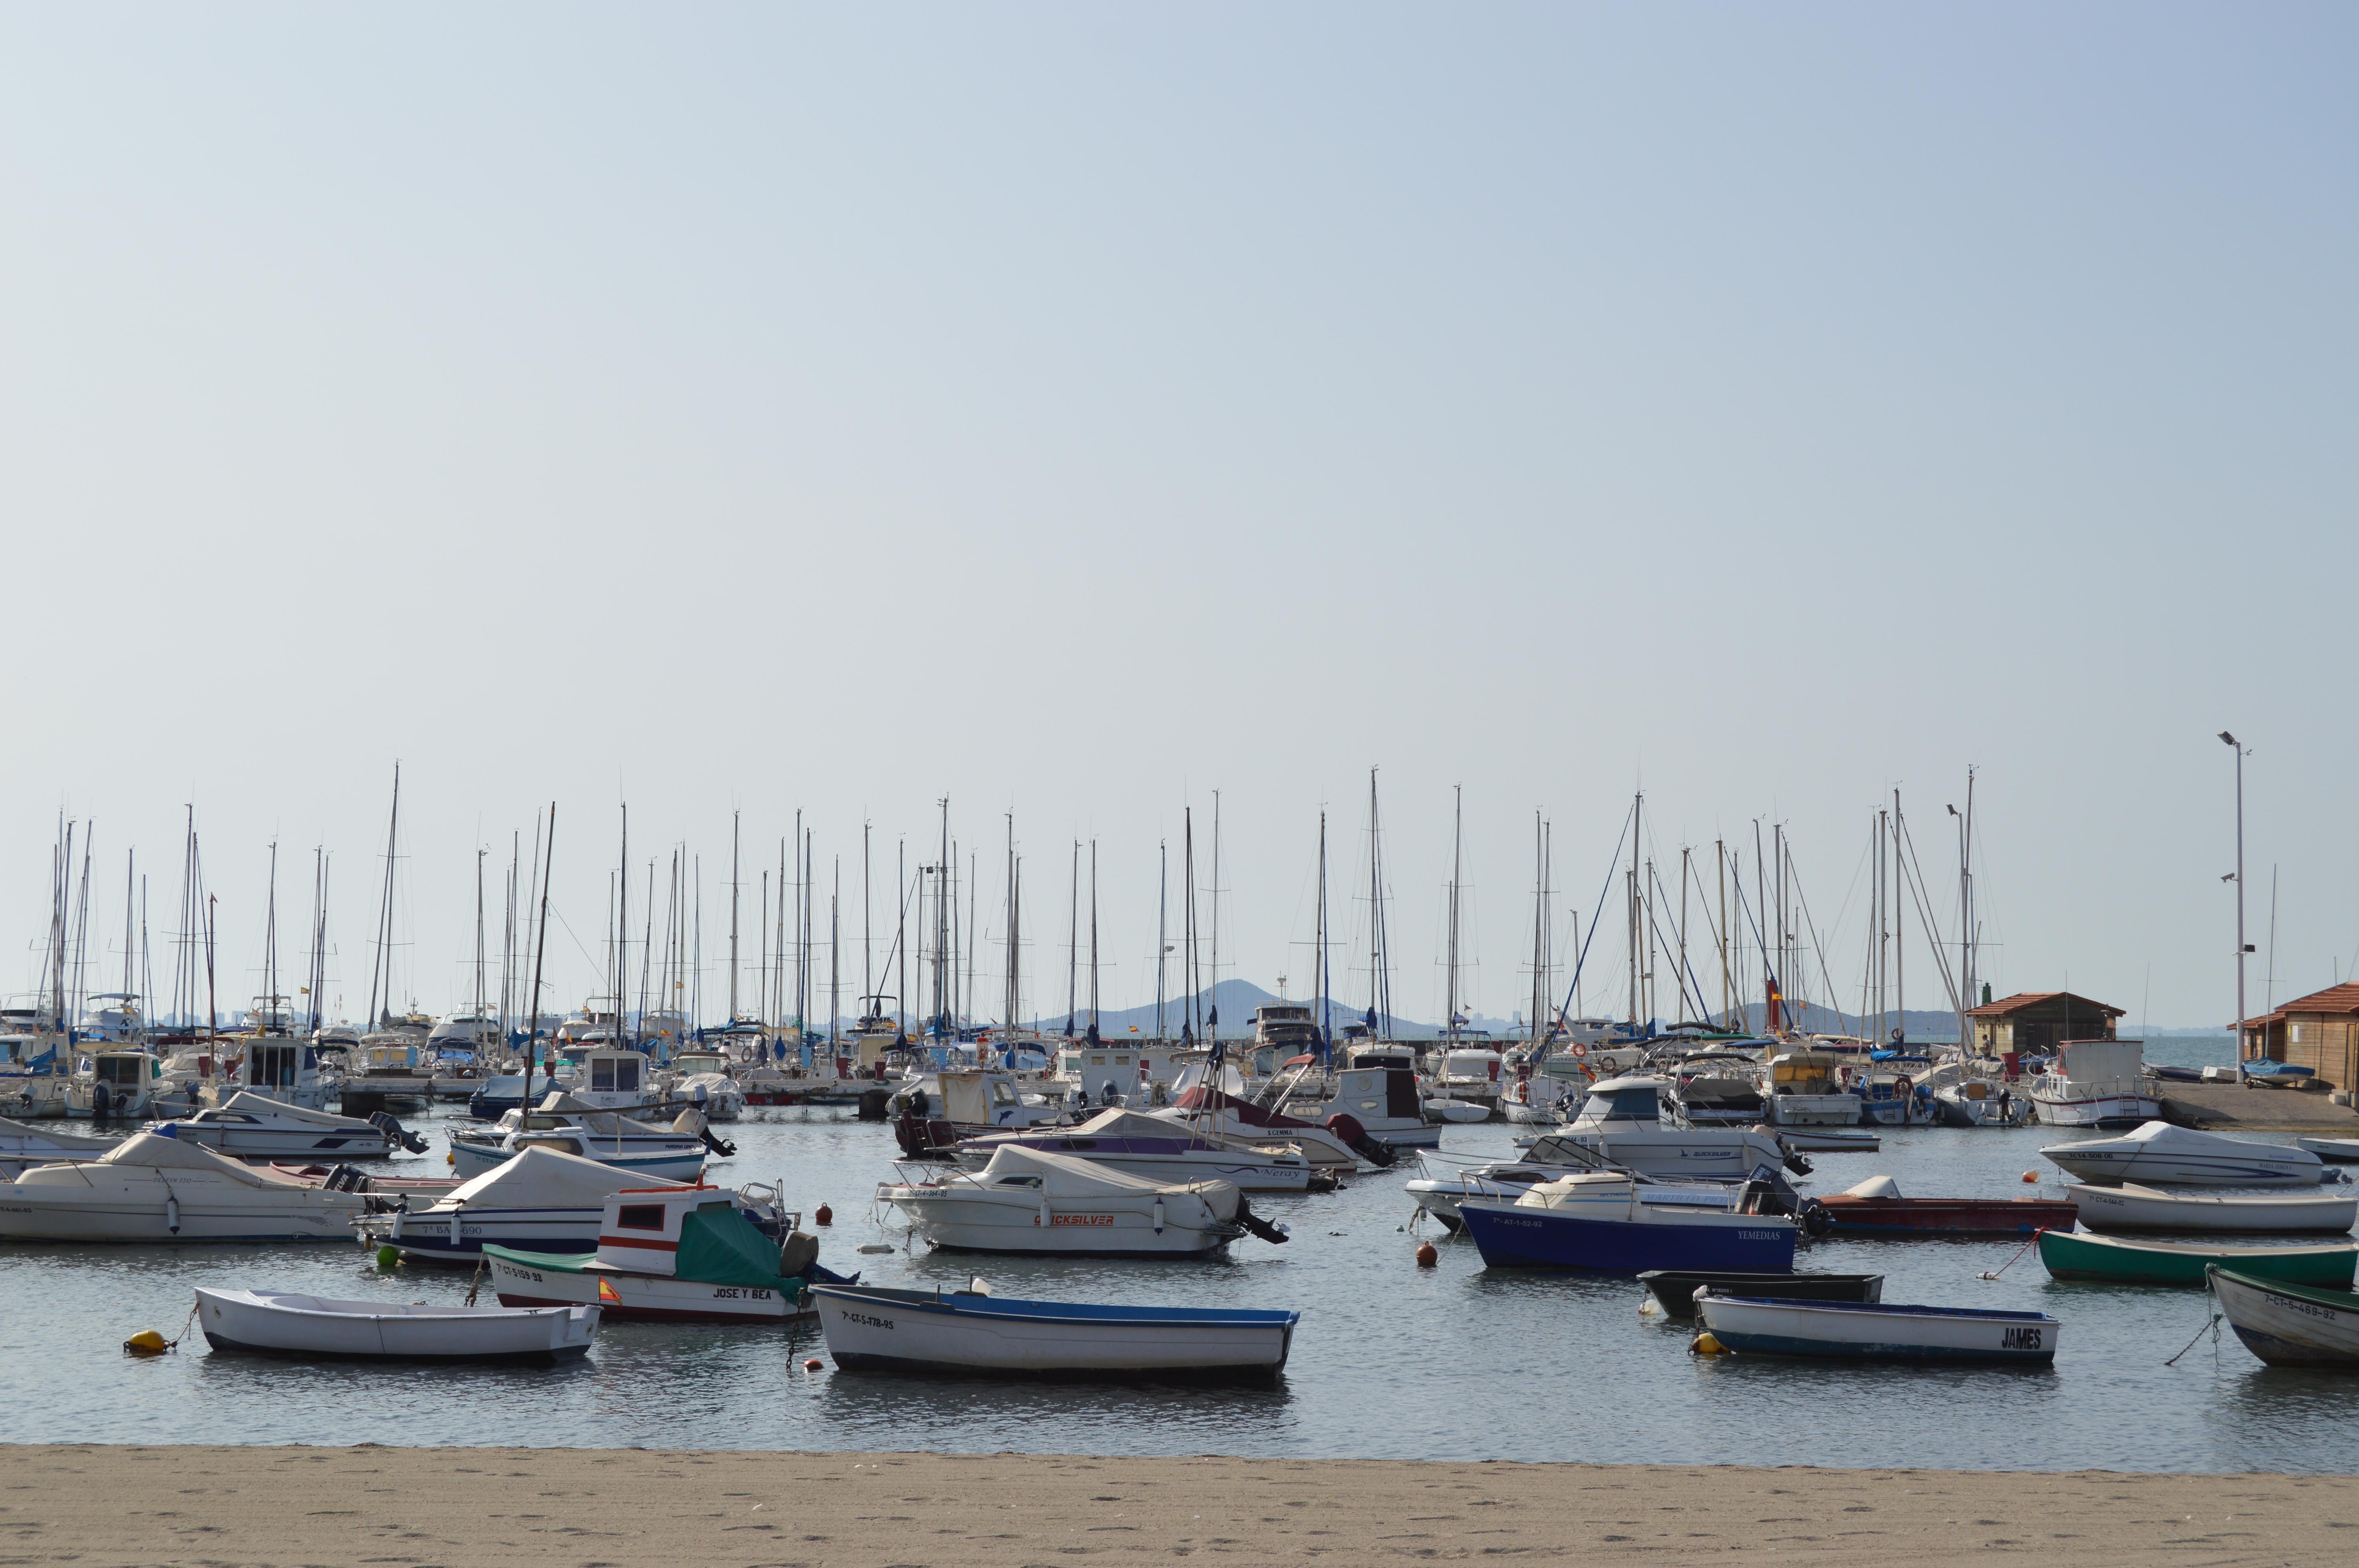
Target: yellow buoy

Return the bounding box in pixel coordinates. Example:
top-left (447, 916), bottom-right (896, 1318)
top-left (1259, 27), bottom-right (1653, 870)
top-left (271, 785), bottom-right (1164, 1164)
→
top-left (123, 1330), bottom-right (169, 1356)
top-left (1690, 1332), bottom-right (1727, 1357)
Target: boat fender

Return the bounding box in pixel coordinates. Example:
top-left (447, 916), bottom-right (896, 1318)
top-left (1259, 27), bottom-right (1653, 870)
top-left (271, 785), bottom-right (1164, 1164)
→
top-left (1153, 1197), bottom-right (1165, 1234)
top-left (449, 1208), bottom-right (463, 1245)
top-left (165, 1196), bottom-right (179, 1235)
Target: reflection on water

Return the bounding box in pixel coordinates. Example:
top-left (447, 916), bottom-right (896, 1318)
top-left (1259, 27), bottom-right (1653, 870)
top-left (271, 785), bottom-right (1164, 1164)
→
top-left (1, 1105), bottom-right (2354, 1470)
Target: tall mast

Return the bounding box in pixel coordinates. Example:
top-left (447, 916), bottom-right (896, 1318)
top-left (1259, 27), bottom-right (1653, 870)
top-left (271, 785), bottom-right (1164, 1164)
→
top-left (829, 859), bottom-right (840, 1047)
top-left (1208, 790), bottom-right (1221, 1042)
top-left (522, 805), bottom-right (556, 1118)
top-left (1087, 840), bottom-right (1100, 1044)
top-left (1530, 812), bottom-right (1545, 1046)
top-left (1892, 789), bottom-right (1905, 1042)
top-left (1183, 807), bottom-right (1197, 1043)
top-left (1317, 811), bottom-right (1330, 1059)
top-left (862, 820), bottom-right (872, 1015)
top-left (262, 840), bottom-right (279, 1029)
top-left (367, 765), bottom-right (400, 1029)
top-left (1156, 840), bottom-right (1168, 1043)
top-left (1004, 816), bottom-right (1018, 1036)
top-left (473, 847), bottom-right (487, 1027)
top-left (728, 812), bottom-right (741, 1022)
top-left (1446, 784), bottom-right (1463, 1042)
top-left (1064, 841), bottom-right (1079, 1039)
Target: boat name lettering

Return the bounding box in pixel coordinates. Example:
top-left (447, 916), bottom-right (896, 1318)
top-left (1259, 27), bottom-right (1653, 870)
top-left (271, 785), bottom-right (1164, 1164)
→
top-left (2000, 1326), bottom-right (2044, 1350)
top-left (1736, 1230), bottom-right (1784, 1241)
top-left (711, 1289), bottom-right (773, 1300)
top-left (841, 1310), bottom-right (894, 1329)
top-left (1050, 1214), bottom-right (1115, 1227)
top-left (2263, 1291), bottom-right (2337, 1322)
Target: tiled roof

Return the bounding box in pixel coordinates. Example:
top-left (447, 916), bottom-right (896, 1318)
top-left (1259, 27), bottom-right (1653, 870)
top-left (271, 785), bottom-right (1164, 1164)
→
top-left (1962, 990), bottom-right (2127, 1019)
top-left (2241, 983), bottom-right (2359, 1027)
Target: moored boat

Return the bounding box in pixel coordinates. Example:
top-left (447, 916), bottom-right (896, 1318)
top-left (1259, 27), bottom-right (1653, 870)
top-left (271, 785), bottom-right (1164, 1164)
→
top-left (2297, 1137), bottom-right (2359, 1164)
top-left (485, 1183), bottom-right (831, 1323)
top-left (2041, 1121), bottom-right (2327, 1188)
top-left (1637, 1269), bottom-right (1883, 1319)
top-left (2037, 1227), bottom-right (2357, 1288)
top-left (1817, 1175), bottom-right (2079, 1236)
top-left (811, 1281), bottom-right (1298, 1383)
top-left (152, 1091), bottom-right (425, 1162)
top-left (193, 1287), bottom-right (596, 1363)
top-left (354, 1145), bottom-right (716, 1263)
top-left (2068, 1181), bottom-right (2359, 1235)
top-left (879, 1144), bottom-right (1289, 1257)
top-left (2208, 1265), bottom-right (2359, 1367)
top-left (1695, 1292), bottom-right (2059, 1363)
top-left (1456, 1172), bottom-right (1798, 1273)
top-left (0, 1132), bottom-right (366, 1242)
top-left (954, 1107), bottom-right (1320, 1192)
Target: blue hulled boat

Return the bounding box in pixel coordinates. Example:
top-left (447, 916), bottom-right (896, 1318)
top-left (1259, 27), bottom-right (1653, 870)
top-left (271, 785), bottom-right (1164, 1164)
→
top-left (1456, 1172), bottom-right (1798, 1273)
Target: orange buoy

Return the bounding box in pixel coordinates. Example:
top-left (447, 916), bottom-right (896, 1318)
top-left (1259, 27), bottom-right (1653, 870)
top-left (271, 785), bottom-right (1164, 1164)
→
top-left (2022, 1171), bottom-right (2039, 1183)
top-left (814, 1203), bottom-right (834, 1227)
top-left (803, 1357), bottom-right (823, 1372)
top-left (1415, 1241), bottom-right (1438, 1268)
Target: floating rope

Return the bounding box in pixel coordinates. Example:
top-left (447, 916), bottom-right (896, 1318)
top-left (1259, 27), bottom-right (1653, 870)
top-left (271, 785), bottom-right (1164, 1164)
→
top-left (1977, 1226), bottom-right (2052, 1282)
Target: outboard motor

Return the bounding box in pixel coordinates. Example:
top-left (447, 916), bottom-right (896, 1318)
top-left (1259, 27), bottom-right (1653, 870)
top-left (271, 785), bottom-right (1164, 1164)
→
top-left (777, 1230), bottom-right (820, 1278)
top-left (1232, 1194), bottom-right (1290, 1245)
top-left (368, 1111), bottom-right (431, 1154)
top-left (91, 1082), bottom-right (111, 1120)
top-left (1324, 1112), bottom-right (1395, 1168)
top-left (700, 1126), bottom-right (737, 1159)
top-left (1797, 1198), bottom-right (1833, 1240)
top-left (1782, 1147), bottom-right (1814, 1177)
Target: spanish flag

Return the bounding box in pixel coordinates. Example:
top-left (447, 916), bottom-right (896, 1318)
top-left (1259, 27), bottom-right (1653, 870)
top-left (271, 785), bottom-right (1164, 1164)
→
top-left (598, 1276), bottom-right (622, 1306)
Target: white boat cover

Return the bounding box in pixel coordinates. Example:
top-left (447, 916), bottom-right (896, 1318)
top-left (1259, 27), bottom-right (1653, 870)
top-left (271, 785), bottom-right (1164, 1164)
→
top-left (93, 1132), bottom-right (302, 1187)
top-left (1844, 1175), bottom-right (1904, 1199)
top-left (213, 1091), bottom-right (379, 1130)
top-left (974, 1143), bottom-right (1232, 1204)
top-left (1516, 1172), bottom-right (1637, 1208)
top-left (2076, 1120), bottom-right (2300, 1158)
top-left (442, 1146), bottom-right (687, 1210)
top-left (1070, 1108), bottom-right (1214, 1141)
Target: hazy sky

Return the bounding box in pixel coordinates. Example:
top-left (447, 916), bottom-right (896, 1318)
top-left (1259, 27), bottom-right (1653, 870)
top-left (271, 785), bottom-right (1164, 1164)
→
top-left (4, 5), bottom-right (2352, 1032)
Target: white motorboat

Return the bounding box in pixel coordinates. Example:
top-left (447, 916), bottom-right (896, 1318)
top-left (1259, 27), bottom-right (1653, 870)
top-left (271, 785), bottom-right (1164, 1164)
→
top-left (879, 1144), bottom-right (1289, 1257)
top-left (2027, 1038), bottom-right (2159, 1127)
top-left (1427, 1047), bottom-right (1505, 1112)
top-left (0, 1133), bottom-right (367, 1241)
top-left (1695, 1292), bottom-right (2060, 1364)
top-left (153, 1091), bottom-right (423, 1162)
top-left (1155, 1090), bottom-right (1369, 1168)
top-left (1423, 1097), bottom-right (1494, 1124)
top-left (1927, 1065), bottom-right (2028, 1128)
top-left (2068, 1180), bottom-right (2359, 1235)
top-left (63, 1048), bottom-right (161, 1120)
top-left (193, 1287), bottom-right (596, 1362)
top-left (812, 1280), bottom-right (1298, 1383)
top-left (485, 1183), bottom-right (824, 1323)
top-left (447, 1094), bottom-right (721, 1181)
top-left (1407, 1157), bottom-right (1744, 1232)
top-left (954, 1108), bottom-right (1319, 1192)
top-left (2042, 1121), bottom-right (2328, 1187)
top-left (1762, 1051), bottom-right (1862, 1128)
top-left (1277, 1048), bottom-right (1439, 1149)
top-left (359, 1145), bottom-right (699, 1261)
top-left (2297, 1137), bottom-right (2359, 1164)
top-left (1522, 1077), bottom-right (1798, 1183)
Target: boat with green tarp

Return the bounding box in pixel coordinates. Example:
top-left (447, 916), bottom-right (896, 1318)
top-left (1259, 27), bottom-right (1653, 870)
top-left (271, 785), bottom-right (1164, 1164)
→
top-left (485, 1182), bottom-right (842, 1323)
top-left (2037, 1227), bottom-right (2357, 1288)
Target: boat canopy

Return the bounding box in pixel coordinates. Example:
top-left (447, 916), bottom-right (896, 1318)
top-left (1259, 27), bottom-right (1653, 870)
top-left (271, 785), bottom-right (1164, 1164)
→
top-left (1515, 1172), bottom-right (1636, 1208)
top-left (93, 1131), bottom-right (303, 1187)
top-left (443, 1145), bottom-right (686, 1210)
top-left (1069, 1107), bottom-right (1205, 1141)
top-left (974, 1143), bottom-right (1227, 1201)
top-left (207, 1091), bottom-right (376, 1129)
top-left (1843, 1175), bottom-right (1904, 1199)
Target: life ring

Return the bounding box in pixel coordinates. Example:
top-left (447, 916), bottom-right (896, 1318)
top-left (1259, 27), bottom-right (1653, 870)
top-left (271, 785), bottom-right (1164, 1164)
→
top-left (1895, 1074), bottom-right (1913, 1096)
top-left (1571, 1042), bottom-right (1588, 1058)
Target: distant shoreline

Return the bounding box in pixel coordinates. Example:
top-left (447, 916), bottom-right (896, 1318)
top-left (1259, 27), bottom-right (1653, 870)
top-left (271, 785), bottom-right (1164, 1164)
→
top-left (5, 1443), bottom-right (2353, 1566)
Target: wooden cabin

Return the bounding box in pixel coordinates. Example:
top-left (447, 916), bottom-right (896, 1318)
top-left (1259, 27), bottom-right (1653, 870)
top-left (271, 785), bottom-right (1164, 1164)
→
top-left (2241, 984), bottom-right (2359, 1090)
top-left (1962, 992), bottom-right (2125, 1059)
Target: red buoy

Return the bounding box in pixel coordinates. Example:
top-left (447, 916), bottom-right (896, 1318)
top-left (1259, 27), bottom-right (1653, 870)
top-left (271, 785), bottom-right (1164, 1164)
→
top-left (1415, 1241), bottom-right (1438, 1268)
top-left (803, 1358), bottom-right (823, 1372)
top-left (2021, 1171), bottom-right (2039, 1184)
top-left (814, 1203), bottom-right (834, 1226)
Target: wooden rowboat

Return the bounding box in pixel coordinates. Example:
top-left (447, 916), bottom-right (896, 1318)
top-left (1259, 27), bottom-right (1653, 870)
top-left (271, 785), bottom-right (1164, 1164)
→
top-left (2208, 1266), bottom-right (2359, 1367)
top-left (2037, 1227), bottom-right (2357, 1288)
top-left (2069, 1182), bottom-right (2359, 1235)
top-left (194, 1287), bottom-right (597, 1363)
top-left (811, 1283), bottom-right (1298, 1383)
top-left (1695, 1292), bottom-right (2059, 1364)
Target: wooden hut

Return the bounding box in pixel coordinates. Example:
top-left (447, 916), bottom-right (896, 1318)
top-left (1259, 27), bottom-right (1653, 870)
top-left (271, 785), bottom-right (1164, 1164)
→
top-left (1962, 991), bottom-right (2125, 1059)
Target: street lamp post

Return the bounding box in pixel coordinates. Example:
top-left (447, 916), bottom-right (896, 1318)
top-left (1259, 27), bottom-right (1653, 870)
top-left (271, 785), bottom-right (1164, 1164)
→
top-left (2220, 731), bottom-right (2248, 1080)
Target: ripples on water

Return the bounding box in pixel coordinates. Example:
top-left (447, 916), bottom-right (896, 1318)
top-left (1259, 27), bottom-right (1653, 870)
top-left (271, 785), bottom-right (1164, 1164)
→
top-left (4, 1103), bottom-right (2355, 1471)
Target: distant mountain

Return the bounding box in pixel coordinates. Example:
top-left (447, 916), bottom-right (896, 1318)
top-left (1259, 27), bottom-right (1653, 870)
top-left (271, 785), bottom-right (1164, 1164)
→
top-left (1717, 1002), bottom-right (1963, 1042)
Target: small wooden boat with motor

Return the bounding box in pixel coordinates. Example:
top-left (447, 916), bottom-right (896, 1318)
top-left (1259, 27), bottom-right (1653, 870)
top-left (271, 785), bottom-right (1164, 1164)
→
top-left (193, 1287), bottom-right (597, 1363)
top-left (2208, 1265), bottom-right (2359, 1367)
top-left (2037, 1227), bottom-right (2358, 1287)
top-left (1816, 1176), bottom-right (2079, 1236)
top-left (811, 1280), bottom-right (1298, 1383)
top-left (1637, 1269), bottom-right (1883, 1319)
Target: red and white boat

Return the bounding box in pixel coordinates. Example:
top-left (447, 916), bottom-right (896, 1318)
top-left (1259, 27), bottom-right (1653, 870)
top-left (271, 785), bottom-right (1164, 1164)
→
top-left (483, 1183), bottom-right (826, 1323)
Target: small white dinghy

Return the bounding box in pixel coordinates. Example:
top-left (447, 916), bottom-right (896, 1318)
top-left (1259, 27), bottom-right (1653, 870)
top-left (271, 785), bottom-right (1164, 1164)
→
top-left (2298, 1137), bottom-right (2359, 1164)
top-left (2042, 1121), bottom-right (2326, 1187)
top-left (1695, 1291), bottom-right (2059, 1364)
top-left (193, 1287), bottom-right (597, 1363)
top-left (2069, 1181), bottom-right (2359, 1235)
top-left (811, 1279), bottom-right (1298, 1383)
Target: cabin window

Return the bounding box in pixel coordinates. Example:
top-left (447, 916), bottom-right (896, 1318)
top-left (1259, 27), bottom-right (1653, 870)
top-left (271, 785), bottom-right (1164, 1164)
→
top-left (616, 1205), bottom-right (667, 1231)
top-left (617, 1058), bottom-right (640, 1091)
top-left (991, 1082), bottom-right (1016, 1106)
top-left (994, 1174), bottom-right (1043, 1187)
top-left (592, 1060), bottom-right (615, 1092)
top-left (1089, 1056), bottom-right (1105, 1065)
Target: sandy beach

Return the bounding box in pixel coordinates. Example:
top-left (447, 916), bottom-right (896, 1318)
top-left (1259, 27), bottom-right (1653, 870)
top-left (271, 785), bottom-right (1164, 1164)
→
top-left (2, 1445), bottom-right (2353, 1567)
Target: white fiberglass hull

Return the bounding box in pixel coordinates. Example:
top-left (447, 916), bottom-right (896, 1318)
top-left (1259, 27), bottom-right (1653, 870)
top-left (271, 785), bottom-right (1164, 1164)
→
top-left (881, 1189), bottom-right (1241, 1257)
top-left (812, 1285), bottom-right (1295, 1379)
top-left (956, 1149), bottom-right (1312, 1193)
top-left (448, 1134), bottom-right (705, 1183)
top-left (1767, 1094), bottom-right (1861, 1128)
top-left (195, 1287), bottom-right (595, 1361)
top-left (487, 1252), bottom-right (811, 1323)
top-left (2030, 1089), bottom-right (2161, 1128)
top-left (0, 1170), bottom-right (364, 1242)
top-left (1697, 1294), bottom-right (2059, 1364)
top-left (2043, 1132), bottom-right (2325, 1188)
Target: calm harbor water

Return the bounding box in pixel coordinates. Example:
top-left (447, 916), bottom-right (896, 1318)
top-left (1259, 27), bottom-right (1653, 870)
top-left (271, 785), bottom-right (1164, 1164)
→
top-left (3, 1088), bottom-right (2354, 1472)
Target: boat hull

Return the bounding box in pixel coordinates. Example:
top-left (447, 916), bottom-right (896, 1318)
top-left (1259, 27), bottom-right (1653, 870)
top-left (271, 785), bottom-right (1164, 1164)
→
top-left (1819, 1196), bottom-right (2079, 1236)
top-left (194, 1287), bottom-right (594, 1362)
top-left (0, 1183), bottom-right (363, 1243)
top-left (2297, 1137), bottom-right (2359, 1164)
top-left (811, 1283), bottom-right (1294, 1383)
top-left (2208, 1266), bottom-right (2359, 1367)
top-left (1697, 1294), bottom-right (2059, 1363)
top-left (2070, 1182), bottom-right (2359, 1235)
top-left (448, 1137), bottom-right (705, 1183)
top-left (2030, 1091), bottom-right (2161, 1129)
top-left (1457, 1201), bottom-right (1796, 1274)
top-left (2038, 1228), bottom-right (2357, 1287)
top-left (1638, 1270), bottom-right (1883, 1319)
top-left (485, 1247), bottom-right (812, 1323)
top-left (2041, 1131), bottom-right (2324, 1188)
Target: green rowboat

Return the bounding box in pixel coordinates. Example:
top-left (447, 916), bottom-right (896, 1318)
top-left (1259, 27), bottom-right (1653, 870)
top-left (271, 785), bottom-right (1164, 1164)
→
top-left (2038, 1227), bottom-right (2357, 1287)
